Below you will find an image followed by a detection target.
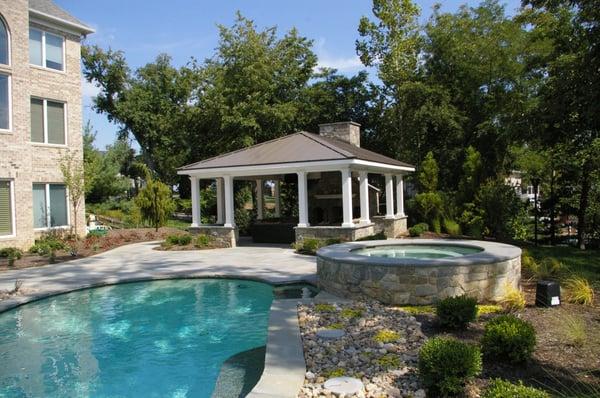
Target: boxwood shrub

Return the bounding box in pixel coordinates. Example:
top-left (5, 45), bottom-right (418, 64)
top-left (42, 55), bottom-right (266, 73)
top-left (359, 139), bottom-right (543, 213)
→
top-left (409, 223), bottom-right (429, 237)
top-left (482, 379), bottom-right (549, 398)
top-left (436, 295), bottom-right (478, 329)
top-left (481, 315), bottom-right (536, 363)
top-left (418, 337), bottom-right (482, 396)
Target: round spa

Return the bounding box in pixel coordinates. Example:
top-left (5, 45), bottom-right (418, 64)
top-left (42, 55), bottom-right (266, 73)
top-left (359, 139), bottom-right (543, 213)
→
top-left (316, 239), bottom-right (522, 305)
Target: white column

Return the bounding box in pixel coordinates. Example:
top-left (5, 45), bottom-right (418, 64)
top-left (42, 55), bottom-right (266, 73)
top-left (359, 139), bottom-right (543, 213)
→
top-left (385, 174), bottom-right (395, 219)
top-left (274, 180), bottom-right (281, 218)
top-left (190, 176), bottom-right (201, 227)
top-left (216, 178), bottom-right (224, 224)
top-left (255, 179), bottom-right (264, 220)
top-left (341, 168), bottom-right (354, 227)
top-left (297, 171), bottom-right (309, 227)
top-left (359, 171), bottom-right (370, 224)
top-left (223, 175), bottom-right (235, 227)
top-left (396, 175), bottom-right (405, 217)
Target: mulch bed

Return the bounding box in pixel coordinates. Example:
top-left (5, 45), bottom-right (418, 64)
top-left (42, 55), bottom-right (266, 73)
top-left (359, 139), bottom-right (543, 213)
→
top-left (0, 227), bottom-right (182, 271)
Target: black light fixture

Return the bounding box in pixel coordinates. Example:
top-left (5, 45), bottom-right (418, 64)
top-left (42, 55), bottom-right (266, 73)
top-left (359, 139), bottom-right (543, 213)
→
top-left (535, 280), bottom-right (560, 307)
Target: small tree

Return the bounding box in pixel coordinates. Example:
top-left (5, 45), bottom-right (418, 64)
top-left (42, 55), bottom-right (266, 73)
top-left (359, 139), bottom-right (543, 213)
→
top-left (59, 151), bottom-right (86, 237)
top-left (134, 177), bottom-right (175, 231)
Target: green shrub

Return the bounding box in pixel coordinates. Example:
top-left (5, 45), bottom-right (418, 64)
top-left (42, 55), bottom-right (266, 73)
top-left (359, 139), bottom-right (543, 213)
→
top-left (563, 276), bottom-right (594, 305)
top-left (538, 257), bottom-right (565, 278)
top-left (178, 235), bottom-right (192, 245)
top-left (521, 250), bottom-right (540, 277)
top-left (29, 236), bottom-right (67, 256)
top-left (376, 353), bottom-right (401, 369)
top-left (87, 229), bottom-right (108, 238)
top-left (460, 203), bottom-right (484, 238)
top-left (165, 235), bottom-right (181, 245)
top-left (0, 247), bottom-right (23, 266)
top-left (294, 238), bottom-right (340, 255)
top-left (482, 315), bottom-right (536, 363)
top-left (356, 231), bottom-right (386, 241)
top-left (499, 285), bottom-right (526, 312)
top-left (482, 379), bottom-right (549, 398)
top-left (432, 217), bottom-right (442, 234)
top-left (195, 234), bottom-right (213, 248)
top-left (436, 295), bottom-right (478, 329)
top-left (409, 223), bottom-right (429, 237)
top-left (165, 234), bottom-right (192, 246)
top-left (418, 337), bottom-right (482, 396)
top-left (443, 219), bottom-right (461, 236)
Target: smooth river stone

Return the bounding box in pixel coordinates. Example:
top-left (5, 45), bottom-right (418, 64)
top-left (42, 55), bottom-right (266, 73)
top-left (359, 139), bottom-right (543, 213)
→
top-left (316, 329), bottom-right (345, 340)
top-left (323, 377), bottom-right (364, 395)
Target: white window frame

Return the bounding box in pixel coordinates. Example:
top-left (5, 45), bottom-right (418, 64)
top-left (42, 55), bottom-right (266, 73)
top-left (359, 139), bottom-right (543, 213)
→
top-left (33, 183), bottom-right (70, 231)
top-left (0, 73), bottom-right (11, 133)
top-left (29, 27), bottom-right (65, 72)
top-left (0, 179), bottom-right (16, 239)
top-left (0, 15), bottom-right (10, 66)
top-left (30, 97), bottom-right (68, 146)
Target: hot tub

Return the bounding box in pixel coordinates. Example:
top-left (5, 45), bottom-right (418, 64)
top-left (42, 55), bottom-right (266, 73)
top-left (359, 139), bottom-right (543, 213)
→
top-left (316, 239), bottom-right (521, 305)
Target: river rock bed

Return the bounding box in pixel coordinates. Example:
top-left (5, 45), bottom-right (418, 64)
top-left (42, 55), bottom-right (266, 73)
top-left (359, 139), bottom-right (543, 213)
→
top-left (298, 301), bottom-right (427, 398)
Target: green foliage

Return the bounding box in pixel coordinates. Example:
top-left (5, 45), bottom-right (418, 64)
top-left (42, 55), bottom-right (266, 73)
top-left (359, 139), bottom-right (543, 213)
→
top-left (521, 250), bottom-right (540, 277)
top-left (314, 303), bottom-right (336, 313)
top-left (457, 146), bottom-right (483, 204)
top-left (482, 315), bottom-right (536, 364)
top-left (0, 247), bottom-right (23, 266)
top-left (397, 305), bottom-right (435, 315)
top-left (134, 178), bottom-right (175, 231)
top-left (443, 219), bottom-right (461, 236)
top-left (322, 368), bottom-right (345, 378)
top-left (29, 235), bottom-right (67, 256)
top-left (419, 152), bottom-right (439, 193)
top-left (499, 285), bottom-right (526, 312)
top-left (418, 337), bottom-right (482, 396)
top-left (409, 222), bottom-right (429, 237)
top-left (482, 379), bottom-right (549, 398)
top-left (165, 234), bottom-right (192, 246)
top-left (327, 323), bottom-right (344, 330)
top-left (194, 234), bottom-right (214, 248)
top-left (558, 314), bottom-right (586, 348)
top-left (340, 308), bottom-right (363, 319)
top-left (373, 329), bottom-right (401, 343)
top-left (459, 203), bottom-right (484, 238)
top-left (563, 277), bottom-right (595, 306)
top-left (538, 257), bottom-right (565, 279)
top-left (294, 238), bottom-right (341, 255)
top-left (475, 179), bottom-right (525, 240)
top-left (356, 231), bottom-right (386, 241)
top-left (376, 353), bottom-right (401, 369)
top-left (436, 295), bottom-right (478, 329)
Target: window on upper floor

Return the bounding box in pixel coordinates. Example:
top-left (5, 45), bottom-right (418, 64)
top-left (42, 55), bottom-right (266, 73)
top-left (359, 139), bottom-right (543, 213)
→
top-left (29, 27), bottom-right (64, 71)
top-left (31, 97), bottom-right (66, 145)
top-left (33, 183), bottom-right (68, 229)
top-left (0, 180), bottom-right (14, 236)
top-left (0, 74), bottom-right (9, 131)
top-left (0, 17), bottom-right (8, 65)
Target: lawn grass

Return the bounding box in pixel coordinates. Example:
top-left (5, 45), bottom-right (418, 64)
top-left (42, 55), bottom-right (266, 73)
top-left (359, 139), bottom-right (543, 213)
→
top-left (522, 244), bottom-right (600, 285)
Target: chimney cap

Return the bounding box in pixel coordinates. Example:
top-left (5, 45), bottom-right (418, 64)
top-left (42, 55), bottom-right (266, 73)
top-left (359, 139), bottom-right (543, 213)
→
top-left (318, 121), bottom-right (362, 128)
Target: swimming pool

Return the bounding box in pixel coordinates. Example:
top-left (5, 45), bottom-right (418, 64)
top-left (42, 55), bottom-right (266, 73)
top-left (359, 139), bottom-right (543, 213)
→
top-left (0, 279), bottom-right (274, 398)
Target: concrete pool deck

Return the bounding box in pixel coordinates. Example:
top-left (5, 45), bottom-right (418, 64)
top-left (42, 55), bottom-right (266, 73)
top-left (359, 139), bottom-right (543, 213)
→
top-left (0, 240), bottom-right (317, 312)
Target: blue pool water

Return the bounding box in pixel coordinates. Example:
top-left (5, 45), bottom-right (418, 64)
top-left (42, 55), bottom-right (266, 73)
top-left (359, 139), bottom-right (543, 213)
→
top-left (353, 244), bottom-right (483, 259)
top-left (0, 279), bottom-right (274, 398)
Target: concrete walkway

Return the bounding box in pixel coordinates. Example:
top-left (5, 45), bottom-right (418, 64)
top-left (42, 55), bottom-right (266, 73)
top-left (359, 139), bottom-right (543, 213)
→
top-left (0, 241), bottom-right (317, 312)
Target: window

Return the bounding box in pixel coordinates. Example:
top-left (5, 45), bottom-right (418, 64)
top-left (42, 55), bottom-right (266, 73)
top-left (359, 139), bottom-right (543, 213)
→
top-left (0, 17), bottom-right (8, 65)
top-left (0, 74), bottom-right (9, 130)
top-left (33, 183), bottom-right (68, 228)
top-left (29, 28), bottom-right (64, 71)
top-left (0, 180), bottom-right (14, 236)
top-left (30, 98), bottom-right (66, 144)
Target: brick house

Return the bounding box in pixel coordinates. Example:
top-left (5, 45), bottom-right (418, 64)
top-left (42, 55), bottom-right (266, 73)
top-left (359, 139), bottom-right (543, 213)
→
top-left (0, 0), bottom-right (93, 249)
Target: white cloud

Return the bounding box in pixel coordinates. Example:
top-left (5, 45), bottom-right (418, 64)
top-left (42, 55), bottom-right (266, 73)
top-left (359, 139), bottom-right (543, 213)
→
top-left (81, 77), bottom-right (101, 99)
top-left (314, 37), bottom-right (364, 73)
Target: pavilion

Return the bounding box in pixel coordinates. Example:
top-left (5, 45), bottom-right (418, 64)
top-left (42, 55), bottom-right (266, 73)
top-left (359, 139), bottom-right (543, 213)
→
top-left (177, 122), bottom-right (415, 247)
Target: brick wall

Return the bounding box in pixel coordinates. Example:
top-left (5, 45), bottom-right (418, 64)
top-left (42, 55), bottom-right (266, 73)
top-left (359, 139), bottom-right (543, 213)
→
top-left (0, 0), bottom-right (86, 249)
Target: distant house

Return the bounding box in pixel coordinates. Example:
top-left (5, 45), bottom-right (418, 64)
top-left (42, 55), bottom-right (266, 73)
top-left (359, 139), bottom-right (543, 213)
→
top-left (0, 0), bottom-right (94, 249)
top-left (505, 171), bottom-right (540, 204)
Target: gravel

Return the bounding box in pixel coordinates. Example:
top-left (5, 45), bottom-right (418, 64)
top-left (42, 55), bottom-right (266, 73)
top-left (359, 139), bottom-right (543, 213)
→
top-left (298, 301), bottom-right (427, 398)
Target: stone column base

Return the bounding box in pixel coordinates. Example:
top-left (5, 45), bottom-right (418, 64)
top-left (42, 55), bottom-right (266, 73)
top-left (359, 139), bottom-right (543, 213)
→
top-left (189, 225), bottom-right (238, 248)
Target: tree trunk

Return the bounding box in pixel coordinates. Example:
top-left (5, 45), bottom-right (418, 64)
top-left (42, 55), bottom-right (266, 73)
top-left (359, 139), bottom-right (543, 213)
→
top-left (577, 161), bottom-right (591, 250)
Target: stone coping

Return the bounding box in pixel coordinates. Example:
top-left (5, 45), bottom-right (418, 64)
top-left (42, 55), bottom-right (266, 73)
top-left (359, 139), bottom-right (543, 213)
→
top-left (294, 223), bottom-right (374, 230)
top-left (317, 238), bottom-right (522, 268)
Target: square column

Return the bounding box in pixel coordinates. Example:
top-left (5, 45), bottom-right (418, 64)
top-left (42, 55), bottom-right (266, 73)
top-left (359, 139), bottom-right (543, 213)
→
top-left (190, 176), bottom-right (201, 227)
top-left (274, 180), bottom-right (281, 218)
top-left (396, 175), bottom-right (405, 217)
top-left (216, 178), bottom-right (224, 224)
top-left (256, 179), bottom-right (264, 220)
top-left (385, 174), bottom-right (395, 219)
top-left (359, 171), bottom-right (370, 224)
top-left (341, 168), bottom-right (354, 227)
top-left (297, 171), bottom-right (309, 227)
top-left (223, 175), bottom-right (235, 227)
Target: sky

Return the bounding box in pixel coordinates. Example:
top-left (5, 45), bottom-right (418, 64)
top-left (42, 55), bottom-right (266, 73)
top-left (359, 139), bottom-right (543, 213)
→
top-left (56, 0), bottom-right (522, 150)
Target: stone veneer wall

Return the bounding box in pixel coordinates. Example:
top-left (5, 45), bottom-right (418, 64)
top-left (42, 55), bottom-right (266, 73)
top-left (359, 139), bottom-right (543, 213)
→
top-left (0, 0), bottom-right (86, 249)
top-left (295, 224), bottom-right (375, 243)
top-left (189, 225), bottom-right (238, 248)
top-left (317, 256), bottom-right (521, 305)
top-left (372, 216), bottom-right (408, 238)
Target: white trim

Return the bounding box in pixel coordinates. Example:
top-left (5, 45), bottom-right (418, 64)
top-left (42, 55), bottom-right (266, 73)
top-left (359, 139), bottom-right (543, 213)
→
top-left (385, 174), bottom-right (395, 219)
top-left (32, 182), bottom-right (69, 229)
top-left (190, 177), bottom-right (200, 227)
top-left (0, 179), bottom-right (16, 238)
top-left (0, 14), bottom-right (11, 67)
top-left (223, 175), bottom-right (235, 227)
top-left (178, 158), bottom-right (415, 179)
top-left (29, 27), bottom-right (65, 72)
top-left (396, 175), bottom-right (405, 217)
top-left (30, 97), bottom-right (67, 145)
top-left (297, 171), bottom-right (309, 227)
top-left (29, 9), bottom-right (95, 35)
top-left (359, 171), bottom-right (370, 224)
top-left (0, 73), bottom-right (12, 133)
top-left (341, 168), bottom-right (354, 228)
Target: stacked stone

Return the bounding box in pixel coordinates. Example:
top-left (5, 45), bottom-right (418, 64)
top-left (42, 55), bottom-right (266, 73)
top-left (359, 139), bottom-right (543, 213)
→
top-left (298, 301), bottom-right (427, 398)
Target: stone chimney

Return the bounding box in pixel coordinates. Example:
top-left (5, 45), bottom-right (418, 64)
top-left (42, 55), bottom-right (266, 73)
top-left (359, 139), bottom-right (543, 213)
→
top-left (318, 121), bottom-right (361, 147)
